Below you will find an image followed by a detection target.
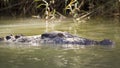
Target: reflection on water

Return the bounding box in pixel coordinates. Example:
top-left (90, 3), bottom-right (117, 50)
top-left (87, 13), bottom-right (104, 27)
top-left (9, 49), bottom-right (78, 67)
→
top-left (0, 18), bottom-right (120, 68)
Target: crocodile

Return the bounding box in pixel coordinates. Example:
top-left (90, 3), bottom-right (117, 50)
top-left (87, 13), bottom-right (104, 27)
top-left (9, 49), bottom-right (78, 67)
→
top-left (0, 31), bottom-right (114, 46)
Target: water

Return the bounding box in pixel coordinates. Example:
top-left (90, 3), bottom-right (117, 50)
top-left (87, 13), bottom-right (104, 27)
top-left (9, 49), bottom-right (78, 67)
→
top-left (0, 17), bottom-right (120, 68)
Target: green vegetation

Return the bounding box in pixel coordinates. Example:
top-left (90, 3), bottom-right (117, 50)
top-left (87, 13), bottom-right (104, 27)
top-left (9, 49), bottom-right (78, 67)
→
top-left (0, 1), bottom-right (120, 67)
top-left (0, 0), bottom-right (119, 19)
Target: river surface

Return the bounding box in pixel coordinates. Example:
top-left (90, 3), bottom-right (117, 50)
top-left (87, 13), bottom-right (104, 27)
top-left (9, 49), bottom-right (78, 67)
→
top-left (0, 17), bottom-right (120, 68)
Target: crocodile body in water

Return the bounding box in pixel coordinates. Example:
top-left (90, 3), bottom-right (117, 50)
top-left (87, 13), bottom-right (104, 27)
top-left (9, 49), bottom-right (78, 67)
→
top-left (0, 31), bottom-right (114, 46)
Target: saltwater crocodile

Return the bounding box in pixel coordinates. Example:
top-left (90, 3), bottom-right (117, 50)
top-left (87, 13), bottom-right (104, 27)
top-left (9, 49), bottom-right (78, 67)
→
top-left (0, 31), bottom-right (114, 46)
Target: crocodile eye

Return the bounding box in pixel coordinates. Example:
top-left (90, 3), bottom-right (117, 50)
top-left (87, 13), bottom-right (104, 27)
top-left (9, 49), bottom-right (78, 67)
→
top-left (6, 36), bottom-right (11, 40)
top-left (57, 33), bottom-right (64, 37)
top-left (41, 34), bottom-right (49, 39)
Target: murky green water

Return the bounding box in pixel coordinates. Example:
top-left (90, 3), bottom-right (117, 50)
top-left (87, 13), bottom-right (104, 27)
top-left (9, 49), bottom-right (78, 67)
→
top-left (0, 18), bottom-right (120, 68)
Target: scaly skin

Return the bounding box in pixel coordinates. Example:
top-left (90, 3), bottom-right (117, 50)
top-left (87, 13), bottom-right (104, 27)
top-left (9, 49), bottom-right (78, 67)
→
top-left (0, 31), bottom-right (114, 46)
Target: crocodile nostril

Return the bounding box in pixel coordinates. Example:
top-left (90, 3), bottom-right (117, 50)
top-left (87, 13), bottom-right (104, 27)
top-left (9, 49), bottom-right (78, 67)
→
top-left (6, 36), bottom-right (11, 40)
